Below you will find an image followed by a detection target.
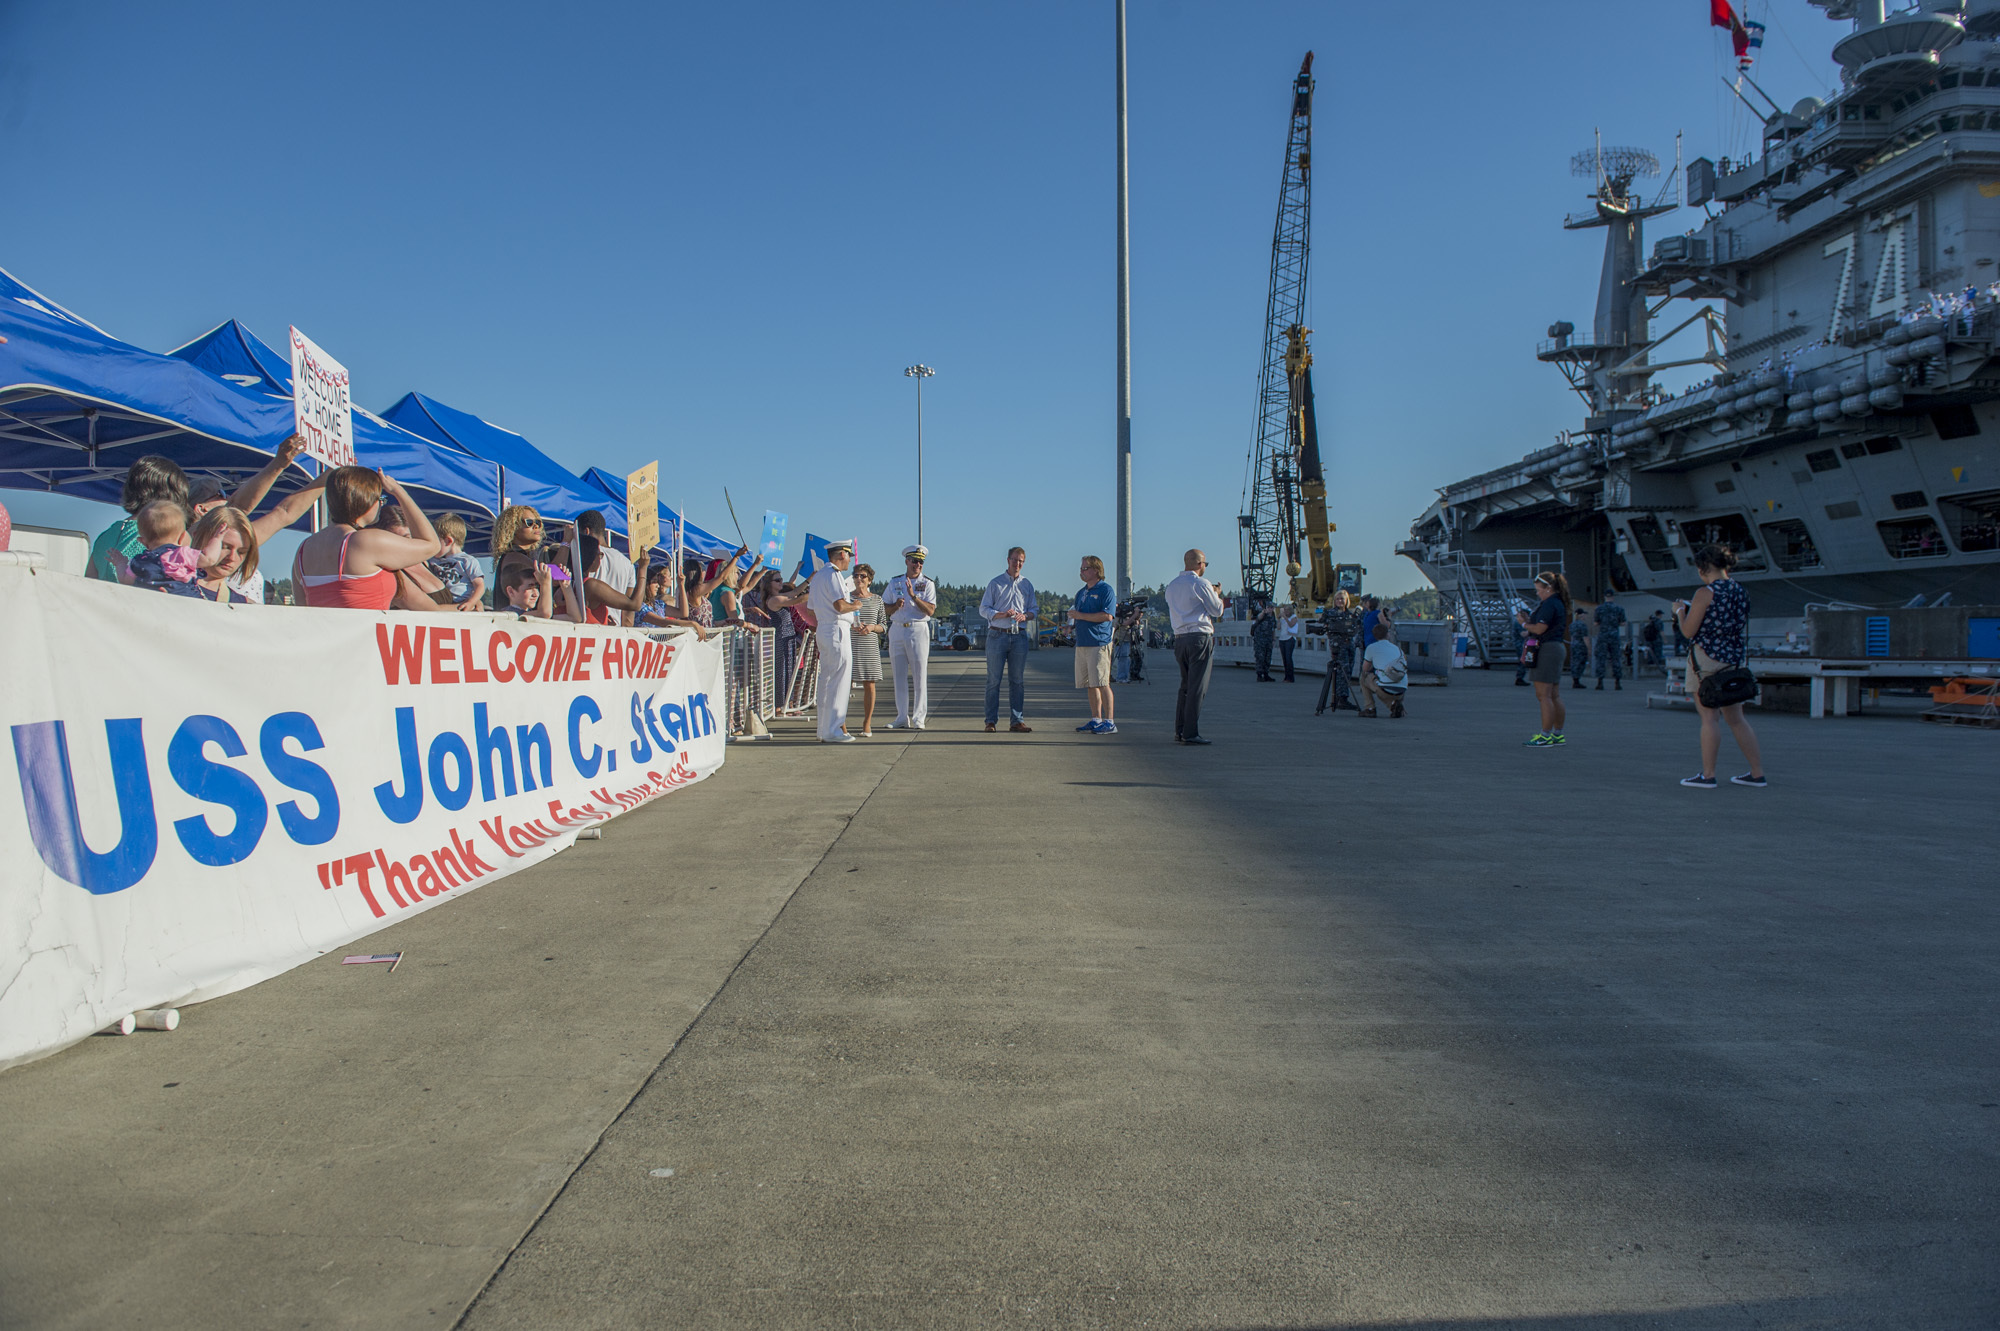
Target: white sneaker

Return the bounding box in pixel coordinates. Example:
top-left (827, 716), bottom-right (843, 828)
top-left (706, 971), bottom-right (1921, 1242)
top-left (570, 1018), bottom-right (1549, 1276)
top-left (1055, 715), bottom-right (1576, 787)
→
top-left (887, 721), bottom-right (912, 730)
top-left (821, 734), bottom-right (857, 744)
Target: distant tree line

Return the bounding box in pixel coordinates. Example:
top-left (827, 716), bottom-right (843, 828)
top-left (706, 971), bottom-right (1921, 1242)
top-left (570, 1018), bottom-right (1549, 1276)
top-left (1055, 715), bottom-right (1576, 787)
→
top-left (931, 583), bottom-right (1074, 623)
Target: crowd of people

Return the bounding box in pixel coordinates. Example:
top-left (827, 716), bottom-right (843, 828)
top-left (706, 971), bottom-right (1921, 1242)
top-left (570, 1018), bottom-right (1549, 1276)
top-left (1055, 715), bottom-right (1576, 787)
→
top-left (82, 445), bottom-right (787, 638)
top-left (63, 448), bottom-right (1766, 782)
top-left (792, 542), bottom-right (1240, 746)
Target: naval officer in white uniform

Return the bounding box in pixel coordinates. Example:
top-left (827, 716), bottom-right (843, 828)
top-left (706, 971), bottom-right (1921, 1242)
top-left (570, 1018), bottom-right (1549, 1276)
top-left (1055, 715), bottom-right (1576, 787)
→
top-left (807, 538), bottom-right (862, 742)
top-left (882, 544), bottom-right (937, 731)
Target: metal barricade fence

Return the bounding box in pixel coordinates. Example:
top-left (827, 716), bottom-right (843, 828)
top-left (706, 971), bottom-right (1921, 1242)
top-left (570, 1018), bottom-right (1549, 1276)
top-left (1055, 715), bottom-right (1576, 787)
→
top-left (717, 626), bottom-right (779, 733)
top-left (782, 630), bottom-right (821, 715)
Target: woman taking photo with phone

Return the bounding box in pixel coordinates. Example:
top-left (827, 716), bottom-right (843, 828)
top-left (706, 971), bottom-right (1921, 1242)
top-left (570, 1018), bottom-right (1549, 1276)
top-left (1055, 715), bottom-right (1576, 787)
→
top-left (1674, 544), bottom-right (1766, 788)
top-left (1516, 570), bottom-right (1571, 747)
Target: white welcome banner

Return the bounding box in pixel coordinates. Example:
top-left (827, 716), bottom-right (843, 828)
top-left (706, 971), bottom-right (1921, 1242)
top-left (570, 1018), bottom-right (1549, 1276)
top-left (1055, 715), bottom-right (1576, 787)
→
top-left (0, 564), bottom-right (727, 1069)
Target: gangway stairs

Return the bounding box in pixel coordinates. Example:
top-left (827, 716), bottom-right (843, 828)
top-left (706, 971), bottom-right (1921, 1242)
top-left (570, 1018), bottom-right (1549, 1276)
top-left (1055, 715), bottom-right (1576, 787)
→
top-left (1452, 550), bottom-right (1564, 667)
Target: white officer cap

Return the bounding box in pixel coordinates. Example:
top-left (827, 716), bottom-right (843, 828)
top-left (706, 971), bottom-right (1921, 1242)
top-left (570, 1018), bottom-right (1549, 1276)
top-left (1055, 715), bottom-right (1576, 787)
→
top-left (902, 544), bottom-right (928, 560)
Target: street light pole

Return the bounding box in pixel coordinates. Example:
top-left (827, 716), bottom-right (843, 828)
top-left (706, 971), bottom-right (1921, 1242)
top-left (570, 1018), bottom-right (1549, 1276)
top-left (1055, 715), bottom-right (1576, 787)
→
top-left (904, 364), bottom-right (934, 544)
top-left (1115, 0), bottom-right (1133, 599)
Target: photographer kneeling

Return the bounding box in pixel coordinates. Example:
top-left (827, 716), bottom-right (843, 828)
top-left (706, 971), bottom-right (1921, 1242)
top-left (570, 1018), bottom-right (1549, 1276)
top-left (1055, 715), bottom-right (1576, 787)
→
top-left (1357, 623), bottom-right (1408, 719)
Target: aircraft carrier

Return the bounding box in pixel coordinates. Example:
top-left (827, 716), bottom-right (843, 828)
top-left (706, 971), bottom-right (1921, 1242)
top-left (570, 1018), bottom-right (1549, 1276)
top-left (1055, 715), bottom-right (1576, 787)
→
top-left (1403, 0), bottom-right (2000, 662)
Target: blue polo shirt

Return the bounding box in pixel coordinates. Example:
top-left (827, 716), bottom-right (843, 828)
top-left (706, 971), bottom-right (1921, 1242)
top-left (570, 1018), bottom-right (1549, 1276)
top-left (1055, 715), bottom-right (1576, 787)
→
top-left (1074, 581), bottom-right (1115, 646)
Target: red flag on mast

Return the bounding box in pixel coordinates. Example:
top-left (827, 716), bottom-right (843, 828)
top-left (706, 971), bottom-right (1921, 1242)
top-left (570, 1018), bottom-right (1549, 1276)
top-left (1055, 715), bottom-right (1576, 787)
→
top-left (1710, 0), bottom-right (1752, 59)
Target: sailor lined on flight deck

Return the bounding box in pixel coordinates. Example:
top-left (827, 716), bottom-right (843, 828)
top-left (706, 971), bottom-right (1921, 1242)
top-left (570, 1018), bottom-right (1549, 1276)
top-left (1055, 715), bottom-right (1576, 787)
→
top-left (807, 539), bottom-right (862, 743)
top-left (882, 544), bottom-right (937, 731)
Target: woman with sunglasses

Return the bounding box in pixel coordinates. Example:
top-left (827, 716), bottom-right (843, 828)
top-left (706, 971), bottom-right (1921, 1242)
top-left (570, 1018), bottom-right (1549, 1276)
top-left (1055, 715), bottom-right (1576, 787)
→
top-left (1514, 570), bottom-right (1573, 747)
top-left (492, 505), bottom-right (545, 582)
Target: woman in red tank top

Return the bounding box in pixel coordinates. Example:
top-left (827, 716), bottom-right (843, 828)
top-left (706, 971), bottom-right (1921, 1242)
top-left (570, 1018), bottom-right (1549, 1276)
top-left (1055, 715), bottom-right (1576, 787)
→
top-left (294, 467), bottom-right (442, 611)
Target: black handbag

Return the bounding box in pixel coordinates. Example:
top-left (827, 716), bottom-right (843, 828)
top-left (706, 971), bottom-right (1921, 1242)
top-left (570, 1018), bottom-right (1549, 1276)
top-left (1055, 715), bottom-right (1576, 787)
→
top-left (1695, 658), bottom-right (1759, 708)
top-left (1519, 636), bottom-right (1540, 667)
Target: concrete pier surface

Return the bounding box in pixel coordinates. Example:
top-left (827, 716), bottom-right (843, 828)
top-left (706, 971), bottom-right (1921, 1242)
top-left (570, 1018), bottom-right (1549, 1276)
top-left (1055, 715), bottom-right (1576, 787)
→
top-left (2, 653), bottom-right (1995, 1329)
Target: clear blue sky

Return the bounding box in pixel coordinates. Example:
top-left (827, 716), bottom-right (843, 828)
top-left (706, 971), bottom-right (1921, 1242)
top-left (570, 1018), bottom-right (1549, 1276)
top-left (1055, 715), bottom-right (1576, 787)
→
top-left (0, 0), bottom-right (1841, 595)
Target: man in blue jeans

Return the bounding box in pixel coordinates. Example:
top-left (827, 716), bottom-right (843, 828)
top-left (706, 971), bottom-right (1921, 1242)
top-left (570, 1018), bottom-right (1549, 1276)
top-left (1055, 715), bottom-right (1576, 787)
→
top-left (980, 546), bottom-right (1037, 732)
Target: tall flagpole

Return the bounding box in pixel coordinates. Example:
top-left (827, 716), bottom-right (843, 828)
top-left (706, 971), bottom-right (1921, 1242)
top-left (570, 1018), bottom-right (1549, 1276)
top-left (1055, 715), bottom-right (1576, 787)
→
top-left (1115, 0), bottom-right (1133, 599)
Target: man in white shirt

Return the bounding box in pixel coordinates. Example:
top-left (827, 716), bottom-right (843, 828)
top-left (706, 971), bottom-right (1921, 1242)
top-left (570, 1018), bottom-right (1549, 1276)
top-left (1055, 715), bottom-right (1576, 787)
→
top-left (978, 546), bottom-right (1037, 733)
top-left (577, 511), bottom-right (635, 626)
top-left (1164, 548), bottom-right (1226, 745)
top-left (881, 544), bottom-right (937, 731)
top-left (1358, 624), bottom-right (1409, 719)
top-left (807, 539), bottom-right (862, 742)
top-left (1276, 605), bottom-right (1302, 682)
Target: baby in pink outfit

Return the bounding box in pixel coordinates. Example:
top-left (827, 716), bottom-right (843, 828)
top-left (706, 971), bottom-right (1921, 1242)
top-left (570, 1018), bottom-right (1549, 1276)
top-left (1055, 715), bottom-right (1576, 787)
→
top-left (120, 499), bottom-right (216, 597)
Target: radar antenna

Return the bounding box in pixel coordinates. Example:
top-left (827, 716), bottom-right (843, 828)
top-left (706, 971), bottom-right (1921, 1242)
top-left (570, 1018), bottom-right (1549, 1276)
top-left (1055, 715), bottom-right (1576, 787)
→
top-left (1571, 131), bottom-right (1660, 210)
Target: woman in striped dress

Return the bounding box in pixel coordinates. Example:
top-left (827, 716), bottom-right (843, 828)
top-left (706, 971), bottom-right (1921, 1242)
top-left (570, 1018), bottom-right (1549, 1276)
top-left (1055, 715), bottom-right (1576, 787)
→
top-left (849, 563), bottom-right (888, 737)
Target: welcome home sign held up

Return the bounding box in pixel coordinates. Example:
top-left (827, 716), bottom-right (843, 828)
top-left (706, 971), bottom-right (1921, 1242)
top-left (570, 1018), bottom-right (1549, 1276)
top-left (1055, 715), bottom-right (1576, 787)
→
top-left (289, 326), bottom-right (355, 469)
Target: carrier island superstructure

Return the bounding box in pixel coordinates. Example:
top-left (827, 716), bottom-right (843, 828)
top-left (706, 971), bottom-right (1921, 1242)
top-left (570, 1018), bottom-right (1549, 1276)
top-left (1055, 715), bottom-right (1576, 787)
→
top-left (1402, 0), bottom-right (2000, 661)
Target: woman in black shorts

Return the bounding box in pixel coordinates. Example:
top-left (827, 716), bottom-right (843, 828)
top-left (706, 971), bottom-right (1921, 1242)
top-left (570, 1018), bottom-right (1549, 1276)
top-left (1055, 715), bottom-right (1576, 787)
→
top-left (1515, 571), bottom-right (1572, 747)
top-left (1673, 544), bottom-right (1766, 788)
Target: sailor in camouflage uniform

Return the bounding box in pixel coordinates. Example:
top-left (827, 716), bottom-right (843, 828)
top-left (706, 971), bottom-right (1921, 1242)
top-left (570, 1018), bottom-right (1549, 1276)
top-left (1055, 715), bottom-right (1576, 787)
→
top-left (1314, 590), bottom-right (1362, 714)
top-left (1592, 589), bottom-right (1627, 689)
top-left (1251, 603), bottom-right (1278, 681)
top-left (1569, 615), bottom-right (1591, 689)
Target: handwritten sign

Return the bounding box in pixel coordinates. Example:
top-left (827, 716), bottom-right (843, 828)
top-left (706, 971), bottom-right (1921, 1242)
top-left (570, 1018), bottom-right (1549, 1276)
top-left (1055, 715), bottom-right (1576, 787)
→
top-left (759, 511), bottom-right (787, 571)
top-left (289, 327), bottom-right (355, 469)
top-left (626, 462), bottom-right (660, 562)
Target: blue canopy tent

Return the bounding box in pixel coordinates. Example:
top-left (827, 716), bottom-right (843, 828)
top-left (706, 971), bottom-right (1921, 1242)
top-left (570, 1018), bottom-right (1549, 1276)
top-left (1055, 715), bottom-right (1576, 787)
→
top-left (381, 392), bottom-right (633, 541)
top-left (0, 268), bottom-right (314, 509)
top-left (168, 321), bottom-right (504, 549)
top-left (576, 466), bottom-right (744, 565)
top-left (0, 269), bottom-right (502, 552)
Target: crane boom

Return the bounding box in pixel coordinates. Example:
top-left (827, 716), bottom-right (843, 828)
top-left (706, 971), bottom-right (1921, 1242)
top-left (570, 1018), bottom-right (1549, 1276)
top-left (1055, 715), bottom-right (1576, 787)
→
top-left (1239, 53), bottom-right (1339, 609)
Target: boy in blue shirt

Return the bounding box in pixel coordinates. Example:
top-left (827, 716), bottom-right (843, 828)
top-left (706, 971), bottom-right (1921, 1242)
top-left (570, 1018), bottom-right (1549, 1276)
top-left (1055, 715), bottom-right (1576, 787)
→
top-left (1069, 555), bottom-right (1118, 734)
top-left (426, 513), bottom-right (486, 610)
